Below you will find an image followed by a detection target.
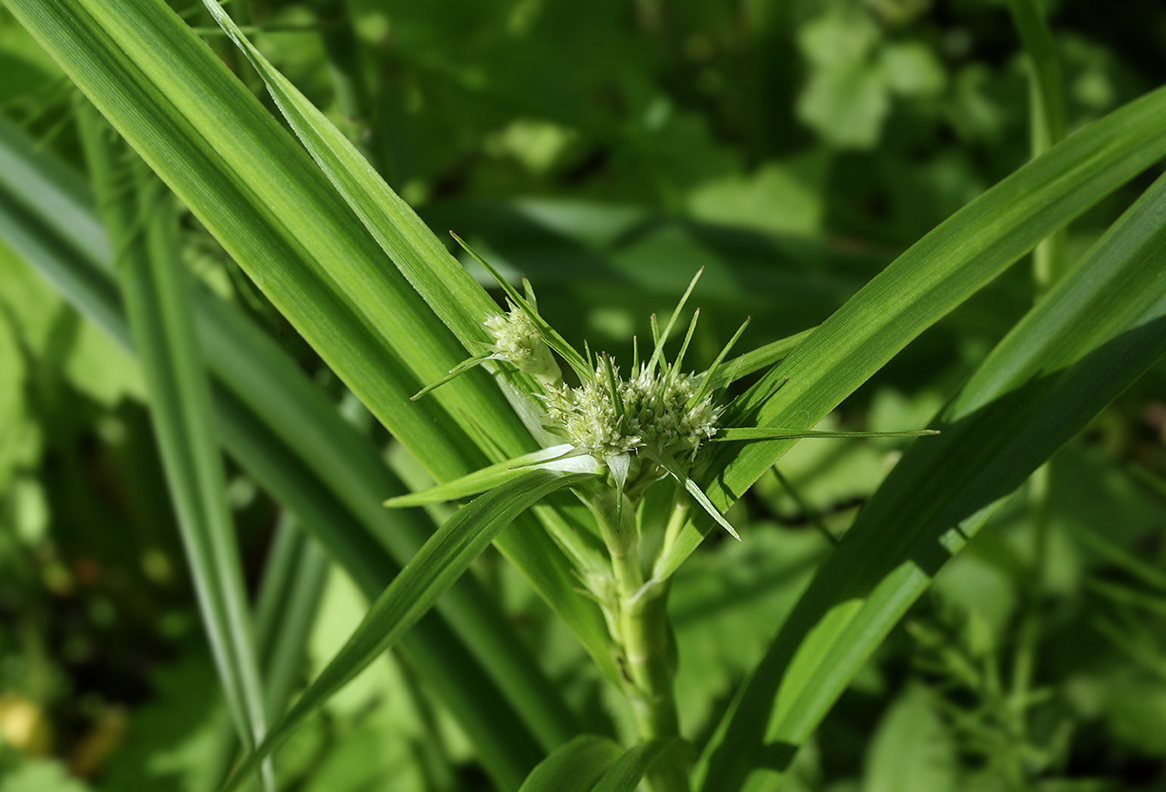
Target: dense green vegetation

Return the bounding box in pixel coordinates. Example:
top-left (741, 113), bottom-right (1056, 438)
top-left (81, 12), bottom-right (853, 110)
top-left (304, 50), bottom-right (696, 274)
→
top-left (1, 1), bottom-right (1166, 790)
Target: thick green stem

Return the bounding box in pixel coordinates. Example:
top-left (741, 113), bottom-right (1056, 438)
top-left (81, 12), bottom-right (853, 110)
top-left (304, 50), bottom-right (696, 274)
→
top-left (586, 483), bottom-right (689, 792)
top-left (620, 582), bottom-right (688, 792)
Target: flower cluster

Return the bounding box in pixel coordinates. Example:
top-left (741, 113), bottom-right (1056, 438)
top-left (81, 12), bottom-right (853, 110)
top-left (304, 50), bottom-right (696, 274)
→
top-left (399, 247), bottom-right (937, 542)
top-left (542, 363), bottom-right (719, 464)
top-left (403, 250), bottom-right (751, 538)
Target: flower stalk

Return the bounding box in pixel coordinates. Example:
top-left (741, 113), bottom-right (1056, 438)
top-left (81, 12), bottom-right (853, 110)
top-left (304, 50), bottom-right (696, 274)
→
top-left (395, 248), bottom-right (938, 791)
top-left (583, 480), bottom-right (688, 792)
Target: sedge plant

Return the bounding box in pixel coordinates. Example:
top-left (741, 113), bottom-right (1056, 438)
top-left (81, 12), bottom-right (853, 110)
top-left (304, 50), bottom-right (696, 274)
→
top-left (3, 0), bottom-right (1166, 791)
top-left (390, 251), bottom-right (935, 792)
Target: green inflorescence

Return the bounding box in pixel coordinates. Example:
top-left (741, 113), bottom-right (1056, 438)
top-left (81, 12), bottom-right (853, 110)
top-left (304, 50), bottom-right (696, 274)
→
top-left (542, 362), bottom-right (719, 464)
top-left (485, 303), bottom-right (562, 384)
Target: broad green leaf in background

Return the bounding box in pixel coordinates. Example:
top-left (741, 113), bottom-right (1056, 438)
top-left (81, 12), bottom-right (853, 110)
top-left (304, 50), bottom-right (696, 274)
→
top-left (696, 167), bottom-right (1166, 792)
top-left (0, 115), bottom-right (578, 788)
top-left (1, 0), bottom-right (620, 687)
top-left (221, 470), bottom-right (592, 792)
top-left (862, 685), bottom-right (956, 792)
top-left (75, 105), bottom-right (270, 786)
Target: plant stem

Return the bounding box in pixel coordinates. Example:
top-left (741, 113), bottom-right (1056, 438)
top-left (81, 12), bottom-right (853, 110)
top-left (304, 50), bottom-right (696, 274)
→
top-left (586, 483), bottom-right (690, 792)
top-left (620, 581), bottom-right (688, 792)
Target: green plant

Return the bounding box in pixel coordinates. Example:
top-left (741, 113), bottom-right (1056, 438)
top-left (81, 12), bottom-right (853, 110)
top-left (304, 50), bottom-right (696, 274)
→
top-left (2, 1), bottom-right (1165, 791)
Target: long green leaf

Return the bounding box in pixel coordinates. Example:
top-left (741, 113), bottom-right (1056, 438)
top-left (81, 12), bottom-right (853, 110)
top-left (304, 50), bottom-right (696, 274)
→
top-left (3, 0), bottom-right (620, 685)
top-left (194, 3), bottom-right (620, 671)
top-left (384, 444), bottom-right (598, 507)
top-left (75, 106), bottom-right (271, 787)
top-left (1006, 0), bottom-right (1069, 290)
top-left (203, 515), bottom-right (329, 790)
top-left (0, 116), bottom-right (579, 784)
top-left (221, 470), bottom-right (590, 792)
top-left (209, 369), bottom-right (550, 788)
top-left (201, 0), bottom-right (508, 355)
top-left (517, 736), bottom-right (623, 792)
top-left (590, 739), bottom-right (688, 792)
top-left (656, 82), bottom-right (1166, 579)
top-left (251, 516), bottom-right (330, 721)
top-left (712, 428), bottom-right (938, 442)
top-left (696, 169), bottom-right (1166, 791)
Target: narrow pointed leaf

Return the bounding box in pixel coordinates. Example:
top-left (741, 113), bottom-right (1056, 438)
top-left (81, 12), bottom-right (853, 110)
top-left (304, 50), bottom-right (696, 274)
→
top-left (221, 470), bottom-right (590, 792)
top-left (690, 316), bottom-right (751, 406)
top-left (200, 0), bottom-right (556, 381)
top-left (697, 169), bottom-right (1166, 791)
top-left (384, 444), bottom-right (598, 507)
top-left (672, 308), bottom-right (701, 375)
top-left (647, 268), bottom-right (702, 375)
top-left (0, 117), bottom-right (582, 780)
top-left (712, 427), bottom-right (939, 442)
top-left (76, 110), bottom-right (271, 787)
top-left (591, 738), bottom-right (689, 792)
top-left (517, 735), bottom-right (623, 792)
top-left (411, 353), bottom-right (493, 400)
top-left (602, 353), bottom-right (625, 418)
top-left (702, 328), bottom-right (813, 394)
top-left (452, 231), bottom-right (593, 382)
top-left (655, 450), bottom-right (740, 541)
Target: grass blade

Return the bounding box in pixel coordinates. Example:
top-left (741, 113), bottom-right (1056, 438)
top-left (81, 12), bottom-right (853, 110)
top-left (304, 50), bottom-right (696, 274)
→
top-left (384, 444), bottom-right (597, 507)
top-left (590, 738), bottom-right (688, 792)
top-left (696, 168), bottom-right (1166, 792)
top-left (251, 516), bottom-right (330, 721)
top-left (220, 469), bottom-right (591, 792)
top-left (75, 107), bottom-right (270, 784)
top-left (0, 115), bottom-right (583, 781)
top-left (452, 231), bottom-right (594, 383)
top-left (712, 427), bottom-right (938, 441)
top-left (1007, 0), bottom-right (1069, 290)
top-left (3, 0), bottom-right (620, 686)
top-left (655, 82), bottom-right (1166, 577)
top-left (203, 515), bottom-right (329, 789)
top-left (517, 736), bottom-right (622, 792)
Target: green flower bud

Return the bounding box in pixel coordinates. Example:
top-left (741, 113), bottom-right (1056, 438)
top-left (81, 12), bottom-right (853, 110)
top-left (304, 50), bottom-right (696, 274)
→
top-left (485, 305), bottom-right (562, 385)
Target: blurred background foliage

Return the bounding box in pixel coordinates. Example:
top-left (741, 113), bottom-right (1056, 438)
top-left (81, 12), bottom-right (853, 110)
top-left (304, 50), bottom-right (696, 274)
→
top-left (2, 0), bottom-right (1166, 790)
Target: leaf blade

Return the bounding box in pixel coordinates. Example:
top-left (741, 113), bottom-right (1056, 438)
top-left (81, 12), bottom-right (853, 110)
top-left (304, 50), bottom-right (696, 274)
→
top-left (658, 82), bottom-right (1166, 578)
top-left (221, 470), bottom-right (591, 792)
top-left (517, 736), bottom-right (622, 792)
top-left (591, 738), bottom-right (688, 792)
top-left (696, 168), bottom-right (1166, 792)
top-left (0, 115), bottom-right (579, 782)
top-left (3, 0), bottom-right (621, 689)
top-left (75, 106), bottom-right (271, 787)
